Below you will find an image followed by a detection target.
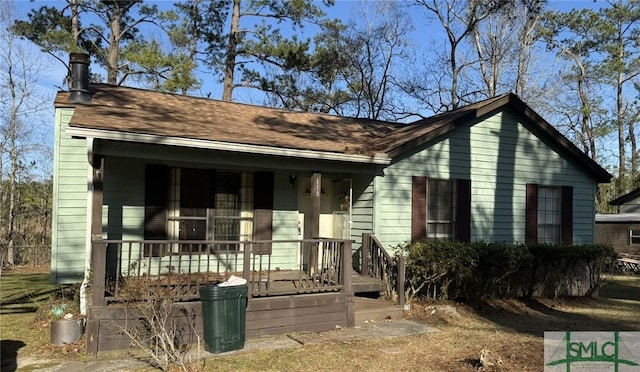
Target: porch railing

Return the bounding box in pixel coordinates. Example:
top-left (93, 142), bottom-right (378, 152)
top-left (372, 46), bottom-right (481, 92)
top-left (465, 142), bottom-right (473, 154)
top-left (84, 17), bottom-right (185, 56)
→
top-left (90, 238), bottom-right (352, 306)
top-left (361, 233), bottom-right (405, 306)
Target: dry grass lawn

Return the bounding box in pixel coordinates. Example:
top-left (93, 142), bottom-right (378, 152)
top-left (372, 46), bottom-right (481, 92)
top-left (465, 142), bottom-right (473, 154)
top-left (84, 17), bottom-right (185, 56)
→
top-left (1, 267), bottom-right (639, 372)
top-left (198, 273), bottom-right (640, 372)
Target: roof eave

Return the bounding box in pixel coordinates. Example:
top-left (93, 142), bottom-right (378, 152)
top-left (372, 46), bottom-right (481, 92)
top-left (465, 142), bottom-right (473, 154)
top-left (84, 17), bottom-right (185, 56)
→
top-left (609, 188), bottom-right (640, 206)
top-left (65, 126), bottom-right (391, 165)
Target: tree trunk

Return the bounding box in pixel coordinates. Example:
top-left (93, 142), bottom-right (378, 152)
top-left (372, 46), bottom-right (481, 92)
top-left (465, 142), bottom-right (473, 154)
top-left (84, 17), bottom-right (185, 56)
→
top-left (630, 120), bottom-right (638, 180)
top-left (71, 0), bottom-right (80, 43)
top-left (617, 71), bottom-right (626, 189)
top-left (106, 8), bottom-right (121, 85)
top-left (576, 62), bottom-right (596, 160)
top-left (222, 0), bottom-right (240, 101)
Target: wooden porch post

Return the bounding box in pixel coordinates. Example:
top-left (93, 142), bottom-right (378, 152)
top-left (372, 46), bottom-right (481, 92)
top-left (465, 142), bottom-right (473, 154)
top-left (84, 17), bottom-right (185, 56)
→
top-left (309, 172), bottom-right (321, 274)
top-left (361, 233), bottom-right (371, 276)
top-left (243, 242), bottom-right (252, 298)
top-left (397, 255), bottom-right (406, 307)
top-left (90, 155), bottom-right (105, 306)
top-left (341, 240), bottom-right (355, 327)
top-left (87, 156), bottom-right (104, 356)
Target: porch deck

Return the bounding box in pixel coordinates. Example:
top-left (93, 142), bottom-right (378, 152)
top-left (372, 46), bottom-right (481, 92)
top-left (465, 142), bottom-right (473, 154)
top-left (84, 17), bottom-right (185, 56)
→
top-left (86, 236), bottom-right (403, 355)
top-left (249, 271), bottom-right (385, 296)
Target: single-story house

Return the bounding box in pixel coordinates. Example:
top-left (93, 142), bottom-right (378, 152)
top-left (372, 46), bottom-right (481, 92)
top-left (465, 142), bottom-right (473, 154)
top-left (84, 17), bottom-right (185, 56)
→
top-left (596, 188), bottom-right (640, 256)
top-left (52, 54), bottom-right (612, 354)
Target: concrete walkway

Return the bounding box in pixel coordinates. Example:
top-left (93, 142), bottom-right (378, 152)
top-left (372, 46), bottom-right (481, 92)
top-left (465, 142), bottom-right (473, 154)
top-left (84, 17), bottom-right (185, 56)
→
top-left (14, 319), bottom-right (437, 372)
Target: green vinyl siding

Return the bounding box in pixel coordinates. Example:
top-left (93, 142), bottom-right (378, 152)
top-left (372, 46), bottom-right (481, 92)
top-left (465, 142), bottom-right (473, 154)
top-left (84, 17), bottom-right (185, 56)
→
top-left (269, 172), bottom-right (300, 269)
top-left (374, 110), bottom-right (597, 249)
top-left (102, 157), bottom-right (145, 241)
top-left (350, 174), bottom-right (375, 251)
top-left (51, 108), bottom-right (88, 283)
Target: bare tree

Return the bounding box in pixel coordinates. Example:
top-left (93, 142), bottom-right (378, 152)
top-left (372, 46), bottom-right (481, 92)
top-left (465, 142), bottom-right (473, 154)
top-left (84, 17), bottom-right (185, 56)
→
top-left (413, 0), bottom-right (508, 110)
top-left (471, 0), bottom-right (545, 99)
top-left (340, 0), bottom-right (414, 120)
top-left (0, 1), bottom-right (51, 266)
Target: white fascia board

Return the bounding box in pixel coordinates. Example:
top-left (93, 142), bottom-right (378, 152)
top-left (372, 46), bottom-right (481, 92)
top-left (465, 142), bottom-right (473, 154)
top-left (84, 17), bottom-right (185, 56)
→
top-left (65, 126), bottom-right (391, 165)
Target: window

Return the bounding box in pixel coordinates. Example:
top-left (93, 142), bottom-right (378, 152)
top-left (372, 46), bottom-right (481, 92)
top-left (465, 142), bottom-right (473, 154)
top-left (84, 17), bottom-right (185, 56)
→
top-left (631, 230), bottom-right (640, 245)
top-left (526, 184), bottom-right (572, 245)
top-left (537, 186), bottom-right (561, 244)
top-left (412, 177), bottom-right (471, 243)
top-left (144, 165), bottom-right (268, 256)
top-left (427, 179), bottom-right (456, 239)
top-left (168, 168), bottom-right (208, 247)
top-left (168, 169), bottom-right (252, 253)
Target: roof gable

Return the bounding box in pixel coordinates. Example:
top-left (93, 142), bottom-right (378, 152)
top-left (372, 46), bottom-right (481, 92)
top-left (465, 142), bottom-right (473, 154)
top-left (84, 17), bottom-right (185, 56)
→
top-left (380, 93), bottom-right (612, 183)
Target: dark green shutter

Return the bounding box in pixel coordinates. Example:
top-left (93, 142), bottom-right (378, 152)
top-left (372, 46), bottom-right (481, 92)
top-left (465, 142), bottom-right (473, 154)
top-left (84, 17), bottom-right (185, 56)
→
top-left (144, 164), bottom-right (168, 257)
top-left (411, 176), bottom-right (427, 243)
top-left (525, 184), bottom-right (538, 243)
top-left (455, 179), bottom-right (471, 243)
top-left (253, 172), bottom-right (274, 254)
top-left (561, 186), bottom-right (573, 245)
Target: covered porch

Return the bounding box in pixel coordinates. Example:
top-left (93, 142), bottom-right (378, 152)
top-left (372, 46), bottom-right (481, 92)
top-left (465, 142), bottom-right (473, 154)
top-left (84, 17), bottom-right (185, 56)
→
top-left (81, 137), bottom-right (403, 355)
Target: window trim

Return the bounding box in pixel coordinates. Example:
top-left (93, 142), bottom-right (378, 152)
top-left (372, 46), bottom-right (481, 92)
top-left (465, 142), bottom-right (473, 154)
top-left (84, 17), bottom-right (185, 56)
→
top-left (411, 176), bottom-right (471, 243)
top-left (143, 165), bottom-right (272, 257)
top-left (537, 186), bottom-right (561, 244)
top-left (426, 178), bottom-right (457, 240)
top-left (526, 183), bottom-right (572, 245)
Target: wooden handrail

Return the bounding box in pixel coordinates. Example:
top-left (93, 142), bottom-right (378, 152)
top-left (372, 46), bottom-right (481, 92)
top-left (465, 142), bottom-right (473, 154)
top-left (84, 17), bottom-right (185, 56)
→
top-left (361, 233), bottom-right (405, 306)
top-left (371, 235), bottom-right (394, 264)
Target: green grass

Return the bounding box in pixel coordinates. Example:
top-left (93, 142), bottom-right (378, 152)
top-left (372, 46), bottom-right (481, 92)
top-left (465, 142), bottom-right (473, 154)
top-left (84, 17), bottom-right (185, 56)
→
top-left (0, 272), bottom-right (58, 314)
top-left (600, 273), bottom-right (640, 301)
top-left (1, 269), bottom-right (81, 366)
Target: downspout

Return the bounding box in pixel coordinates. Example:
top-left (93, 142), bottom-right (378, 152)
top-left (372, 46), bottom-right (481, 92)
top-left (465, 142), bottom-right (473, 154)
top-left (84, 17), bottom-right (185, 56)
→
top-left (80, 137), bottom-right (97, 315)
top-left (80, 142), bottom-right (93, 315)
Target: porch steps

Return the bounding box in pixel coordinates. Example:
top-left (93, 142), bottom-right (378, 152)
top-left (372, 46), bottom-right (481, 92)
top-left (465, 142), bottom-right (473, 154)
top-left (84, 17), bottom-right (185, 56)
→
top-left (354, 296), bottom-right (404, 324)
top-left (351, 273), bottom-right (386, 293)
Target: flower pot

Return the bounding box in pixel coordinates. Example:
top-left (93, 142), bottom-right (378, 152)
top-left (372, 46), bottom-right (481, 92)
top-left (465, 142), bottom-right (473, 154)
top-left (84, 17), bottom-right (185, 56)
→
top-left (50, 319), bottom-right (84, 346)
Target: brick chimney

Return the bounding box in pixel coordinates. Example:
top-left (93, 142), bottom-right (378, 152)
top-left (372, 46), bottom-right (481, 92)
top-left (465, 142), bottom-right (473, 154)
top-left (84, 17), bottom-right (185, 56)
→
top-left (68, 53), bottom-right (91, 104)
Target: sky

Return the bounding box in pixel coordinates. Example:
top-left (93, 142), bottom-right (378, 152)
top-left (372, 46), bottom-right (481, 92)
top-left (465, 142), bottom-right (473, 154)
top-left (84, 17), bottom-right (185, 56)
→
top-left (8, 0), bottom-right (609, 165)
top-left (13, 0), bottom-right (605, 101)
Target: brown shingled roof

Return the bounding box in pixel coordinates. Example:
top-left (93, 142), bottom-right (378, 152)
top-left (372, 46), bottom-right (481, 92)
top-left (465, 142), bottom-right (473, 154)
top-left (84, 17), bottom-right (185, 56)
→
top-left (55, 84), bottom-right (403, 156)
top-left (54, 84), bottom-right (612, 182)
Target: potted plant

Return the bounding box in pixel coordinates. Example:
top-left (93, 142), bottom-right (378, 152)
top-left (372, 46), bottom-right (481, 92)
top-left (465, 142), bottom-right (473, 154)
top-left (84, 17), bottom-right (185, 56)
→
top-left (39, 285), bottom-right (85, 346)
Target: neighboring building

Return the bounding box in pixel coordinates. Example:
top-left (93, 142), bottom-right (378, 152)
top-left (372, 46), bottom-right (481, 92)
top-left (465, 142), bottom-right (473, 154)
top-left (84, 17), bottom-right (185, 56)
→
top-left (596, 188), bottom-right (640, 256)
top-left (52, 54), bottom-right (612, 354)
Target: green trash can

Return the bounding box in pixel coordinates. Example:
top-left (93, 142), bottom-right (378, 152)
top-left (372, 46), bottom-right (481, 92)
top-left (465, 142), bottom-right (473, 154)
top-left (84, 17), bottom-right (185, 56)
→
top-left (199, 283), bottom-right (248, 353)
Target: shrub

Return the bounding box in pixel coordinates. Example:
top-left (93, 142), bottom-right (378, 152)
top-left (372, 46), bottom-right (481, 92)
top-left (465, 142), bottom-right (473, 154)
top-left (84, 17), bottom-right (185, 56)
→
top-left (116, 277), bottom-right (201, 372)
top-left (400, 240), bottom-right (616, 301)
top-left (398, 240), bottom-right (476, 300)
top-left (469, 242), bottom-right (532, 298)
top-left (526, 243), bottom-right (617, 298)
